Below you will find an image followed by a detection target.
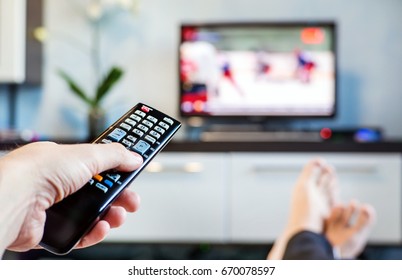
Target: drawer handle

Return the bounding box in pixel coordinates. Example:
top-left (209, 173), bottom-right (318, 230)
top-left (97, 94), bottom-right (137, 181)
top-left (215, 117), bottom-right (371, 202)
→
top-left (146, 162), bottom-right (204, 173)
top-left (251, 164), bottom-right (378, 174)
top-left (251, 165), bottom-right (302, 173)
top-left (335, 165), bottom-right (377, 174)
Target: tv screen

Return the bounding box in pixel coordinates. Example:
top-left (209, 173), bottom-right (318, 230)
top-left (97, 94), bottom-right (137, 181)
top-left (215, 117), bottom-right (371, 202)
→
top-left (179, 21), bottom-right (337, 119)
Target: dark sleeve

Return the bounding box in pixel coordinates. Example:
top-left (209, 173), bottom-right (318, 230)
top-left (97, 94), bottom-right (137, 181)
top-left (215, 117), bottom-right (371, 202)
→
top-left (282, 231), bottom-right (335, 260)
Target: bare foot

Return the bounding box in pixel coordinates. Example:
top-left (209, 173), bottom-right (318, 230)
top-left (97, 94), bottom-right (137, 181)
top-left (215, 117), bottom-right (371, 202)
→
top-left (325, 201), bottom-right (376, 259)
top-left (267, 158), bottom-right (337, 260)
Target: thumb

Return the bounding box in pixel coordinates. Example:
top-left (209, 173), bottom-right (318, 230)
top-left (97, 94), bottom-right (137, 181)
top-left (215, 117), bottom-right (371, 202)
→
top-left (67, 142), bottom-right (144, 175)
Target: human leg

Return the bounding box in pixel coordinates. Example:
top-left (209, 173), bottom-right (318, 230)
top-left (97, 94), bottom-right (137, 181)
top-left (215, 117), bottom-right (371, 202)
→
top-left (267, 158), bottom-right (337, 260)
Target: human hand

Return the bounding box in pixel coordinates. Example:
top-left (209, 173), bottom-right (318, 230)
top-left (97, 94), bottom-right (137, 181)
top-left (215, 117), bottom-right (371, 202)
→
top-left (0, 141), bottom-right (143, 253)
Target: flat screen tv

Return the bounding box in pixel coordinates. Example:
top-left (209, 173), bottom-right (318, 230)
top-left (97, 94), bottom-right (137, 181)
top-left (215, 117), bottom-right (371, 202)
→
top-left (179, 21), bottom-right (337, 119)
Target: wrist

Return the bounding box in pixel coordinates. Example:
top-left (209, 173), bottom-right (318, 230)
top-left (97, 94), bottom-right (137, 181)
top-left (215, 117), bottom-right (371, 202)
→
top-left (0, 158), bottom-right (36, 255)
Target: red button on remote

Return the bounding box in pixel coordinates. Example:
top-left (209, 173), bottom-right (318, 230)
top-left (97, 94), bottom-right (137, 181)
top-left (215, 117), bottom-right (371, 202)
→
top-left (141, 105), bottom-right (151, 113)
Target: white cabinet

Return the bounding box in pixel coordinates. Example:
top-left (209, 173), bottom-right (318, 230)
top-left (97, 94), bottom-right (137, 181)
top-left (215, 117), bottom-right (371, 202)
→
top-left (229, 153), bottom-right (402, 244)
top-left (106, 152), bottom-right (229, 243)
top-left (229, 153), bottom-right (306, 243)
top-left (107, 151), bottom-right (402, 245)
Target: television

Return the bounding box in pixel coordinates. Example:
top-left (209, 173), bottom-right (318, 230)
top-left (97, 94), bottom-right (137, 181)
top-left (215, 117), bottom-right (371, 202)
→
top-left (179, 21), bottom-right (337, 120)
top-left (0, 0), bottom-right (26, 83)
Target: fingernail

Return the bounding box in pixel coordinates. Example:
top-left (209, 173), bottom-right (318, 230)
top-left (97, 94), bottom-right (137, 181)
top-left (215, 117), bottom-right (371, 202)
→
top-left (131, 152), bottom-right (144, 164)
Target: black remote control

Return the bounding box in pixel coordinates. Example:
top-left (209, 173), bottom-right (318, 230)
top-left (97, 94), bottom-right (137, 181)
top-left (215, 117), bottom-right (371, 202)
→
top-left (40, 103), bottom-right (181, 255)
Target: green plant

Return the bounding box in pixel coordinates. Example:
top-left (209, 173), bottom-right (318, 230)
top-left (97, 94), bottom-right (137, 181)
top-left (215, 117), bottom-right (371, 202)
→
top-left (58, 66), bottom-right (123, 110)
top-left (56, 1), bottom-right (139, 111)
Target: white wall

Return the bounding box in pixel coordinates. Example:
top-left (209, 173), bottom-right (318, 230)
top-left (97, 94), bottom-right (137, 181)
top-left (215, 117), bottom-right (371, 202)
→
top-left (20, 0), bottom-right (402, 139)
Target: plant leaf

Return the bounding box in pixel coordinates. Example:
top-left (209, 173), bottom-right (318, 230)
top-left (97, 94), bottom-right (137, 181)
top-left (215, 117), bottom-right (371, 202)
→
top-left (95, 67), bottom-right (124, 106)
top-left (58, 70), bottom-right (93, 106)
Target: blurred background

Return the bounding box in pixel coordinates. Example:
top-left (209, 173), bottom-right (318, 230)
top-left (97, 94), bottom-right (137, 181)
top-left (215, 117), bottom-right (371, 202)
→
top-left (0, 0), bottom-right (401, 140)
top-left (1, 0), bottom-right (402, 260)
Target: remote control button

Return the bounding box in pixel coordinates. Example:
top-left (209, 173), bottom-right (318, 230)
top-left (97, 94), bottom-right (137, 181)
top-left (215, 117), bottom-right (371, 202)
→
top-left (141, 105), bottom-right (151, 113)
top-left (163, 117), bottom-right (174, 125)
top-left (135, 110), bottom-right (146, 118)
top-left (147, 115), bottom-right (158, 123)
top-left (132, 140), bottom-right (151, 155)
top-left (154, 126), bottom-right (165, 134)
top-left (158, 121), bottom-right (169, 130)
top-left (125, 118), bottom-right (137, 126)
top-left (101, 139), bottom-right (112, 144)
top-left (138, 124), bottom-right (149, 133)
top-left (94, 174), bottom-right (103, 181)
top-left (106, 173), bottom-right (121, 182)
top-left (133, 129), bottom-right (144, 137)
top-left (142, 120), bottom-right (153, 128)
top-left (145, 135), bottom-right (156, 144)
top-left (127, 135), bottom-right (137, 143)
top-left (122, 139), bottom-right (133, 148)
top-left (108, 128), bottom-right (127, 142)
top-left (120, 123), bottom-right (132, 131)
top-left (103, 179), bottom-right (113, 188)
top-left (130, 114), bottom-right (142, 122)
top-left (149, 130), bottom-right (161, 139)
top-left (95, 183), bottom-right (108, 193)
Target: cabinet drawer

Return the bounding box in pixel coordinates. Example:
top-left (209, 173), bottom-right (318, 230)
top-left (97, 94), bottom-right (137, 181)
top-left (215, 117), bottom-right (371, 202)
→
top-left (106, 152), bottom-right (229, 243)
top-left (229, 153), bottom-right (402, 244)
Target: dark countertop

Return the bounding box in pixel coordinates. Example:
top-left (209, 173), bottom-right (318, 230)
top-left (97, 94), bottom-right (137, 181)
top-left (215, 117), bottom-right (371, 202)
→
top-left (1, 140), bottom-right (402, 153)
top-left (164, 141), bottom-right (402, 153)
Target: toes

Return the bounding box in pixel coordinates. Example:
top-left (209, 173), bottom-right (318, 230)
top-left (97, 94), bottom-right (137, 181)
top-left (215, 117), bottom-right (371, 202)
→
top-left (358, 204), bottom-right (377, 228)
top-left (328, 205), bottom-right (345, 223)
top-left (316, 161), bottom-right (339, 207)
top-left (318, 171), bottom-right (332, 189)
top-left (341, 201), bottom-right (358, 226)
top-left (328, 174), bottom-right (340, 206)
top-left (301, 159), bottom-right (322, 181)
top-left (324, 205), bottom-right (344, 231)
top-left (317, 161), bottom-right (336, 188)
top-left (296, 161), bottom-right (322, 193)
top-left (353, 209), bottom-right (369, 232)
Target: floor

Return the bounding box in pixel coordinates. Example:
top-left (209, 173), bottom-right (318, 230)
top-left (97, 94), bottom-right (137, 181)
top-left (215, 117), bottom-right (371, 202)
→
top-left (4, 243), bottom-right (402, 260)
